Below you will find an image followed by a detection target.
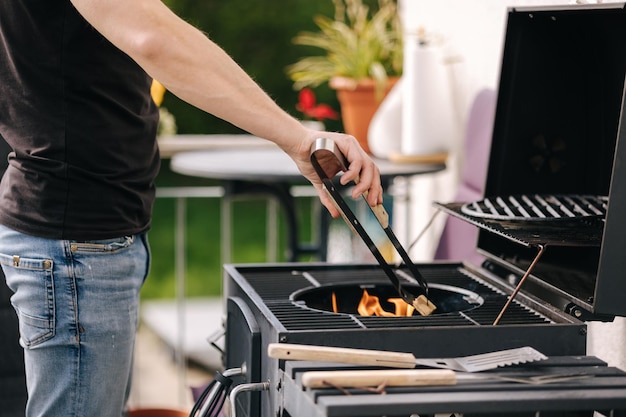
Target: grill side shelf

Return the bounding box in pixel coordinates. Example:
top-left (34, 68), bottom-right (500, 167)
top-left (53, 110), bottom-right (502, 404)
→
top-left (434, 202), bottom-right (603, 248)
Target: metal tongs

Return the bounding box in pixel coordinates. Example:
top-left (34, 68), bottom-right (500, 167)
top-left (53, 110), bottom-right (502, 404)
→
top-left (310, 138), bottom-right (435, 316)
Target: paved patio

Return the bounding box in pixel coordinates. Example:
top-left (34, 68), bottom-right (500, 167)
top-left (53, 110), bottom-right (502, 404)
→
top-left (128, 298), bottom-right (222, 412)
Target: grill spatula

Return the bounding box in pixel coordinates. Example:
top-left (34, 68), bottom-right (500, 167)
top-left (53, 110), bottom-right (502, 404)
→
top-left (268, 343), bottom-right (548, 373)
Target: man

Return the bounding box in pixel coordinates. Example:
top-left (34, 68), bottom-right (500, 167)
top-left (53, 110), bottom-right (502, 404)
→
top-left (0, 0), bottom-right (383, 416)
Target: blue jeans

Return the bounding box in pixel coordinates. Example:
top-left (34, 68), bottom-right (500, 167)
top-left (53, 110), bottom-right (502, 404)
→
top-left (0, 225), bottom-right (150, 417)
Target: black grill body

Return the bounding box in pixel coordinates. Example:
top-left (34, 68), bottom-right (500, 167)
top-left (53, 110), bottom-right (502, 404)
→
top-left (224, 262), bottom-right (587, 417)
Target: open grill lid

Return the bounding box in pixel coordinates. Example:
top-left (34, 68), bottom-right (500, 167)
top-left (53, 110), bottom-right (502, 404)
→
top-left (438, 4), bottom-right (626, 319)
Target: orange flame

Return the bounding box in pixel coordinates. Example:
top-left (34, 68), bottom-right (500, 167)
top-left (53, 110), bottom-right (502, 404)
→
top-left (328, 289), bottom-right (416, 317)
top-left (387, 297), bottom-right (416, 317)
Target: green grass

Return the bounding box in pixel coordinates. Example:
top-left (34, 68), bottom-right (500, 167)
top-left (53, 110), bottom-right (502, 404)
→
top-left (140, 165), bottom-right (316, 299)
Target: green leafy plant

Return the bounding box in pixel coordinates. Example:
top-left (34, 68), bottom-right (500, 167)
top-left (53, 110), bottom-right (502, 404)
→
top-left (286, 0), bottom-right (403, 97)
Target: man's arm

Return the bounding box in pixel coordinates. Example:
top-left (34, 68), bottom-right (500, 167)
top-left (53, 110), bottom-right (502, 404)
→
top-left (70, 0), bottom-right (383, 213)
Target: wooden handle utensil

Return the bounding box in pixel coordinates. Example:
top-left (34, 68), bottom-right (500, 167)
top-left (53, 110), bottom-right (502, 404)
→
top-left (301, 368), bottom-right (457, 388)
top-left (268, 343), bottom-right (548, 373)
top-left (268, 343), bottom-right (416, 368)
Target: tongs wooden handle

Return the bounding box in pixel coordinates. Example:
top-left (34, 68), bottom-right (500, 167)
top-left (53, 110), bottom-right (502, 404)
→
top-left (361, 187), bottom-right (429, 291)
top-left (357, 182), bottom-right (390, 227)
top-left (359, 181), bottom-right (434, 314)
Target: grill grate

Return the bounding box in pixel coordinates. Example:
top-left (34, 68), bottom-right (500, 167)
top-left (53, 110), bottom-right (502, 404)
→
top-left (235, 265), bottom-right (550, 331)
top-left (435, 201), bottom-right (605, 248)
top-left (461, 194), bottom-right (607, 222)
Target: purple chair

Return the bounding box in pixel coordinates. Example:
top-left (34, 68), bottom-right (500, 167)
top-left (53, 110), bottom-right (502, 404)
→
top-left (434, 88), bottom-right (497, 265)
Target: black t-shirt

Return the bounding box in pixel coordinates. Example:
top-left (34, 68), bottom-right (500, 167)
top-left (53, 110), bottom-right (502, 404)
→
top-left (0, 0), bottom-right (160, 240)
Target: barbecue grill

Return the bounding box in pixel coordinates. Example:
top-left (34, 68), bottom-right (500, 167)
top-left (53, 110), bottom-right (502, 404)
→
top-left (218, 4), bottom-right (626, 416)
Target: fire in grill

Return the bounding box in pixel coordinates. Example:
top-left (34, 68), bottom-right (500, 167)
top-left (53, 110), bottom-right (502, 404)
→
top-left (240, 265), bottom-right (549, 329)
top-left (293, 282), bottom-right (483, 317)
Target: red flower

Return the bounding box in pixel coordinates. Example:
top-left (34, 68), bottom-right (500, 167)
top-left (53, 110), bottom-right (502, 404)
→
top-left (296, 88), bottom-right (339, 121)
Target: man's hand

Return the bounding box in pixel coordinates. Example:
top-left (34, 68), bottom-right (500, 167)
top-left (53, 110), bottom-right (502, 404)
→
top-left (286, 130), bottom-right (383, 219)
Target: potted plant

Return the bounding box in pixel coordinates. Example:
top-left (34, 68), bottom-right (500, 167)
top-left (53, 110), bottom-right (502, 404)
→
top-left (286, 0), bottom-right (403, 153)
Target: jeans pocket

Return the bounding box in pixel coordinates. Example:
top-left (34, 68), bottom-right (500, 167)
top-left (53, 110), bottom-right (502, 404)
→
top-left (0, 254), bottom-right (55, 348)
top-left (69, 235), bottom-right (148, 292)
top-left (69, 235), bottom-right (134, 254)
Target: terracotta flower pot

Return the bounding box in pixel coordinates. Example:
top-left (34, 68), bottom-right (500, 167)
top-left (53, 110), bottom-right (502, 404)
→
top-left (331, 77), bottom-right (399, 154)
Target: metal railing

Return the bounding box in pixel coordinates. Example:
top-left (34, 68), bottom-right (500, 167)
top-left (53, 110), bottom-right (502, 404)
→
top-left (152, 184), bottom-right (319, 406)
